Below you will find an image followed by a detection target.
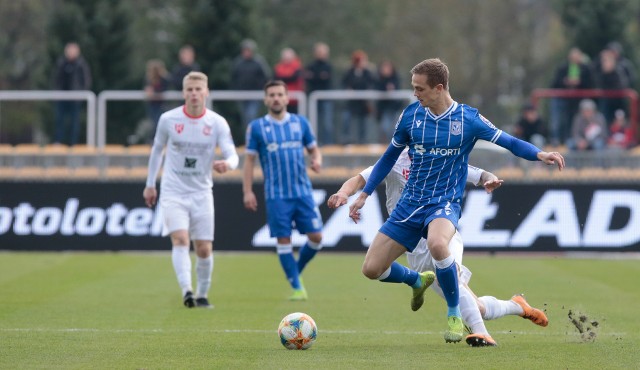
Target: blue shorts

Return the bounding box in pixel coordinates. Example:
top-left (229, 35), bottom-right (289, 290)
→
top-left (379, 200), bottom-right (461, 252)
top-left (266, 196), bottom-right (323, 238)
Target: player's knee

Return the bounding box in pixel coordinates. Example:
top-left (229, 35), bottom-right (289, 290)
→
top-left (170, 232), bottom-right (189, 247)
top-left (361, 261), bottom-right (383, 280)
top-left (194, 241), bottom-right (212, 257)
top-left (307, 232), bottom-right (322, 245)
top-left (427, 239), bottom-right (450, 260)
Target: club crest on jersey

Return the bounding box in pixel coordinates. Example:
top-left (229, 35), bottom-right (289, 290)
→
top-left (290, 121), bottom-right (301, 132)
top-left (184, 157), bottom-right (197, 168)
top-left (175, 123), bottom-right (184, 134)
top-left (202, 125), bottom-right (211, 136)
top-left (450, 120), bottom-right (462, 135)
top-left (479, 114), bottom-right (497, 129)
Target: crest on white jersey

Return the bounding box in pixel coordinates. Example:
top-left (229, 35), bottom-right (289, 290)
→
top-left (450, 120), bottom-right (462, 135)
top-left (479, 114), bottom-right (496, 129)
top-left (175, 123), bottom-right (184, 134)
top-left (202, 125), bottom-right (211, 136)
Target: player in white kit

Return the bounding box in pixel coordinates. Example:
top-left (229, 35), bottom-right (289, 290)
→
top-left (143, 72), bottom-right (239, 309)
top-left (327, 149), bottom-right (548, 346)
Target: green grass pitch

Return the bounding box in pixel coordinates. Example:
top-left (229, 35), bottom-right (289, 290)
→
top-left (1, 251), bottom-right (639, 369)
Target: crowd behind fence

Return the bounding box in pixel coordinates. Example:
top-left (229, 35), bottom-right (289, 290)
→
top-left (1, 89), bottom-right (639, 181)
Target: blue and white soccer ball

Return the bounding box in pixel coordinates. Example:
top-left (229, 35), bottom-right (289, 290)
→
top-left (277, 312), bottom-right (317, 350)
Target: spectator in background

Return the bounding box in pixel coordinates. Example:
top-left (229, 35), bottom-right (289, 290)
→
top-left (171, 45), bottom-right (200, 90)
top-left (549, 47), bottom-right (594, 145)
top-left (144, 59), bottom-right (171, 137)
top-left (51, 41), bottom-right (92, 146)
top-left (567, 99), bottom-right (607, 151)
top-left (274, 48), bottom-right (304, 114)
top-left (513, 103), bottom-right (547, 149)
top-left (608, 109), bottom-right (636, 149)
top-left (593, 48), bottom-right (629, 124)
top-left (376, 60), bottom-right (402, 142)
top-left (341, 50), bottom-right (375, 144)
top-left (606, 41), bottom-right (637, 89)
top-left (231, 39), bottom-right (271, 128)
top-left (304, 42), bottom-right (334, 145)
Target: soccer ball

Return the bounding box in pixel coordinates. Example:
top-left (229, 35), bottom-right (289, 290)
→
top-left (277, 312), bottom-right (317, 350)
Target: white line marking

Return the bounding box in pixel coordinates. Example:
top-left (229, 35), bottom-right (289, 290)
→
top-left (0, 328), bottom-right (625, 336)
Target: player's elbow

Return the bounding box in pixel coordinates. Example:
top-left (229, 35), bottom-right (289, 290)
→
top-left (226, 154), bottom-right (239, 170)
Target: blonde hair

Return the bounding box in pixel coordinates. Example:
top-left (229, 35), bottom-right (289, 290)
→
top-left (182, 71), bottom-right (208, 87)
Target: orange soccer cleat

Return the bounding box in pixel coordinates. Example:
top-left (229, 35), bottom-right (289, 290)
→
top-left (465, 333), bottom-right (498, 347)
top-left (511, 294), bottom-right (549, 327)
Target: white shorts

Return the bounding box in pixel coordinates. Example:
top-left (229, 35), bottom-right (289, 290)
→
top-left (405, 230), bottom-right (472, 285)
top-left (160, 191), bottom-right (214, 240)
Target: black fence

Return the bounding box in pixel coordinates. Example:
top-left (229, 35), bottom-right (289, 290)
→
top-left (1, 181), bottom-right (639, 252)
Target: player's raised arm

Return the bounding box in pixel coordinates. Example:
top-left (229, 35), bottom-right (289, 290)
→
top-left (349, 144), bottom-right (403, 223)
top-left (327, 173), bottom-right (366, 209)
top-left (467, 165), bottom-right (503, 193)
top-left (537, 150), bottom-right (565, 170)
top-left (493, 131), bottom-right (565, 171)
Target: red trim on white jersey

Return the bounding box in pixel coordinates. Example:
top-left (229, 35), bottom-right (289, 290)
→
top-left (182, 105), bottom-right (206, 119)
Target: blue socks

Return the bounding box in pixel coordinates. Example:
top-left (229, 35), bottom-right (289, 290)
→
top-left (278, 241), bottom-right (323, 289)
top-left (277, 243), bottom-right (301, 290)
top-left (379, 262), bottom-right (420, 286)
top-left (434, 255), bottom-right (460, 316)
top-left (297, 241), bottom-right (321, 274)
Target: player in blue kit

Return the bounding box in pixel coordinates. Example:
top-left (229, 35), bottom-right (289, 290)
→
top-left (348, 58), bottom-right (564, 343)
top-left (243, 80), bottom-right (323, 301)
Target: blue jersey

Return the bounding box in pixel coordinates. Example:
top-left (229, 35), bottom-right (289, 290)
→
top-left (246, 113), bottom-right (317, 200)
top-left (389, 101), bottom-right (518, 205)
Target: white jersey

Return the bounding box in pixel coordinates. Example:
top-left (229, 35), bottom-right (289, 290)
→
top-left (146, 105), bottom-right (239, 197)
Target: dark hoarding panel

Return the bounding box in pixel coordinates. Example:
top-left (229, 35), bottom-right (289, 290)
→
top-left (0, 182), bottom-right (639, 252)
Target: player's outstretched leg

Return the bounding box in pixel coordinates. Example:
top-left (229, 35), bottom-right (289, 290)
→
top-left (411, 271), bottom-right (435, 311)
top-left (511, 294), bottom-right (548, 327)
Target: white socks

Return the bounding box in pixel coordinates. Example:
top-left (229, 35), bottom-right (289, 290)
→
top-left (172, 246), bottom-right (192, 296)
top-left (196, 254), bottom-right (214, 299)
top-left (431, 283), bottom-right (488, 335)
top-left (478, 296), bottom-right (523, 320)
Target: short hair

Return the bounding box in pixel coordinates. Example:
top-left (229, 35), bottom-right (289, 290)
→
top-left (410, 58), bottom-right (449, 90)
top-left (264, 80), bottom-right (288, 93)
top-left (182, 71), bottom-right (208, 87)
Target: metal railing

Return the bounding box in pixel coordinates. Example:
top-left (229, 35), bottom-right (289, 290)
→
top-left (0, 90), bottom-right (97, 146)
top-left (4, 88), bottom-right (638, 148)
top-left (96, 90), bottom-right (306, 148)
top-left (308, 89), bottom-right (415, 134)
top-left (531, 88), bottom-right (639, 138)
